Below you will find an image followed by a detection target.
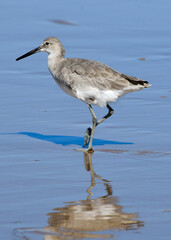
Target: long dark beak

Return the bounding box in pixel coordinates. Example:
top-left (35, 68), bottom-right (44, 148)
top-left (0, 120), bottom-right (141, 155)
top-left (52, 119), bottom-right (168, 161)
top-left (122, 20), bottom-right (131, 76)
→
top-left (16, 46), bottom-right (40, 61)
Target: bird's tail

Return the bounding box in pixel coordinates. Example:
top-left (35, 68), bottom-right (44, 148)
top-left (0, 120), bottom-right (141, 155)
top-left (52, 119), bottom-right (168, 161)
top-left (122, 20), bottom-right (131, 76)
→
top-left (121, 73), bottom-right (151, 88)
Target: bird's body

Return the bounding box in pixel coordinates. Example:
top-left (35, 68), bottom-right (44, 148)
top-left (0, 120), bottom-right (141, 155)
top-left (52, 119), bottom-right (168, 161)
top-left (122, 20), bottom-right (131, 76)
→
top-left (16, 37), bottom-right (151, 152)
top-left (49, 57), bottom-right (150, 107)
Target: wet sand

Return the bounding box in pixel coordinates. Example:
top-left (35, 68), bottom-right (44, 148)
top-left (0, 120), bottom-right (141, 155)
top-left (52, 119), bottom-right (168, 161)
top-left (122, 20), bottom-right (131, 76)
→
top-left (0, 0), bottom-right (171, 239)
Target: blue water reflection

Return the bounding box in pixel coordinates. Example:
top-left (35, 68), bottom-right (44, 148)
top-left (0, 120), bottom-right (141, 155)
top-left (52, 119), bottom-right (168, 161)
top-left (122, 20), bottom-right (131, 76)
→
top-left (16, 132), bottom-right (133, 146)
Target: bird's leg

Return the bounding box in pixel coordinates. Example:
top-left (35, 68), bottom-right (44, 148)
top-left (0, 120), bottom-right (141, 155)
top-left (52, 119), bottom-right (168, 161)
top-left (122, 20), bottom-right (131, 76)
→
top-left (96, 104), bottom-right (114, 126)
top-left (84, 127), bottom-right (92, 147)
top-left (87, 105), bottom-right (97, 152)
top-left (84, 104), bottom-right (114, 147)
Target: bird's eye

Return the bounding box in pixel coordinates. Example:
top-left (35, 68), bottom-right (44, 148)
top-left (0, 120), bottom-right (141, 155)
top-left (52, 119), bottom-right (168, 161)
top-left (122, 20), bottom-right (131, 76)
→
top-left (45, 42), bottom-right (49, 45)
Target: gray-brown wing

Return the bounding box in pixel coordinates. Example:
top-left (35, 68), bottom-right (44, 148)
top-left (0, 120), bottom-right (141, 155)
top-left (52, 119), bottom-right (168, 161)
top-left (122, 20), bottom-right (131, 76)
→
top-left (58, 58), bottom-right (149, 91)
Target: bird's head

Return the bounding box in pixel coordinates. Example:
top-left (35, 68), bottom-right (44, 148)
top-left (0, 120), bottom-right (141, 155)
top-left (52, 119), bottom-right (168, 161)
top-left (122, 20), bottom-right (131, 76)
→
top-left (16, 37), bottom-right (65, 61)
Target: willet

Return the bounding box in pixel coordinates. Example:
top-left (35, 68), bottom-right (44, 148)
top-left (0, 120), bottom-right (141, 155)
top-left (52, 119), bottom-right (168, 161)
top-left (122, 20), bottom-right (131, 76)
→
top-left (16, 37), bottom-right (151, 152)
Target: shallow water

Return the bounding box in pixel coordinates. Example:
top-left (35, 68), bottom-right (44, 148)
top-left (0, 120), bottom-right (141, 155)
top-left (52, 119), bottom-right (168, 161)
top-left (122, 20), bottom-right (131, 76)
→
top-left (0, 0), bottom-right (171, 239)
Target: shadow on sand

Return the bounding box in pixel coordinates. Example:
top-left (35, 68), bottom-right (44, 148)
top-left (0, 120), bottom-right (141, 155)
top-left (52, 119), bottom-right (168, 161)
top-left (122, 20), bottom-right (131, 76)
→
top-left (16, 132), bottom-right (133, 147)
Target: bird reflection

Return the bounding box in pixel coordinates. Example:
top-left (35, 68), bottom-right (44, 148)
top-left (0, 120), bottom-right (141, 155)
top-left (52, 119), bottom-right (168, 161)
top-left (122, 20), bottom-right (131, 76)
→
top-left (44, 152), bottom-right (144, 239)
top-left (84, 152), bottom-right (113, 200)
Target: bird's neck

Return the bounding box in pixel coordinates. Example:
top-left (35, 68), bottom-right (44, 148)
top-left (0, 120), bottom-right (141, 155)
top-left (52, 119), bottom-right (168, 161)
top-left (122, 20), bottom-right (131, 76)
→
top-left (48, 53), bottom-right (64, 77)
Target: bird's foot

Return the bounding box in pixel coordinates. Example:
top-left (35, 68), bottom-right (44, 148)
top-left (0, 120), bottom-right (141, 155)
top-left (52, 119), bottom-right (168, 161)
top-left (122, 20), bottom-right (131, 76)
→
top-left (83, 127), bottom-right (92, 147)
top-left (74, 147), bottom-right (94, 153)
top-left (86, 147), bottom-right (94, 153)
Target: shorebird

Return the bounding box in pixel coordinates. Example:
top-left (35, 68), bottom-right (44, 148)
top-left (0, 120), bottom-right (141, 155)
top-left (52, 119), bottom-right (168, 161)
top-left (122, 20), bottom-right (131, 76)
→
top-left (16, 37), bottom-right (151, 152)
